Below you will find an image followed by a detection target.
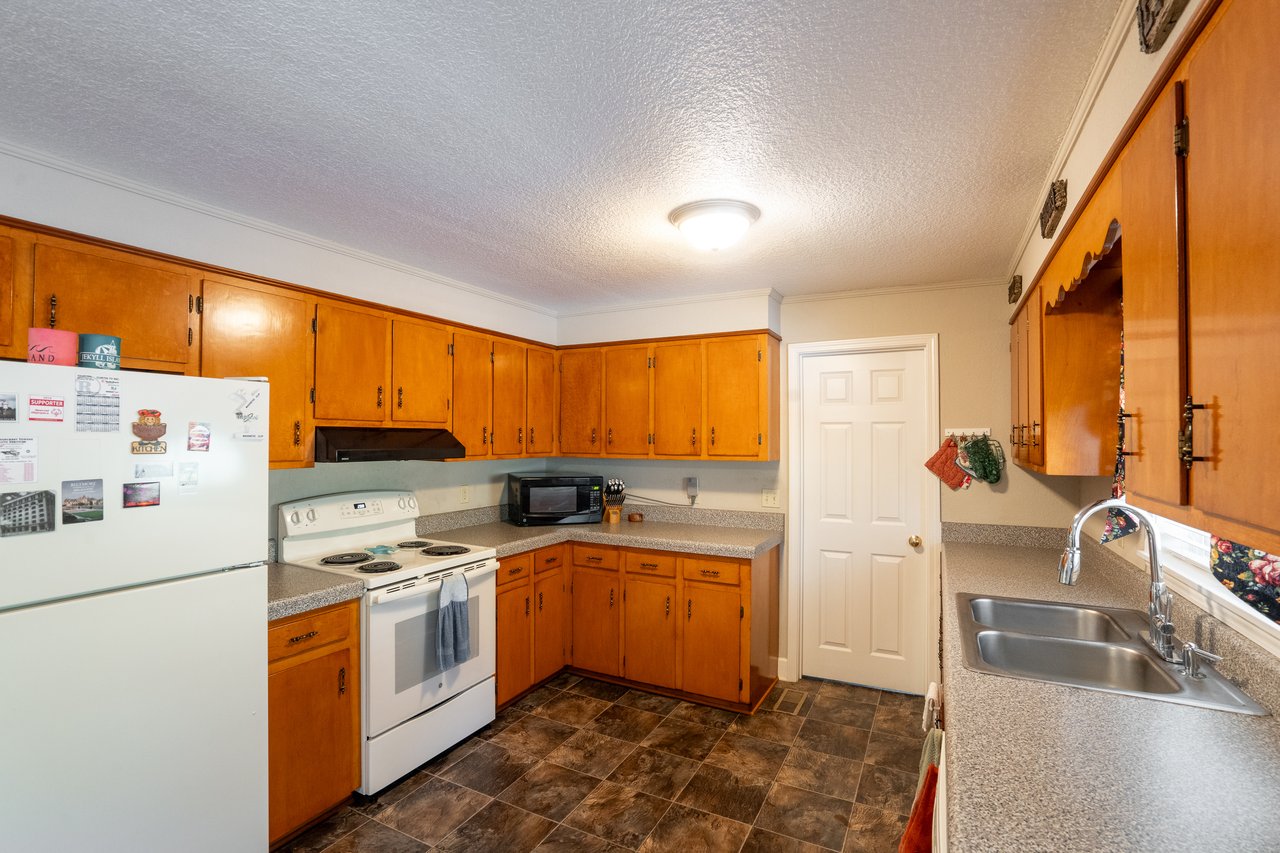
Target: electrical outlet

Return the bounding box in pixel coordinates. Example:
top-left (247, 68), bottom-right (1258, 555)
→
top-left (459, 485), bottom-right (471, 505)
top-left (761, 488), bottom-right (780, 508)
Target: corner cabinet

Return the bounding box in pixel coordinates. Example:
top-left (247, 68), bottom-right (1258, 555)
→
top-left (496, 545), bottom-right (569, 705)
top-left (267, 600), bottom-right (360, 846)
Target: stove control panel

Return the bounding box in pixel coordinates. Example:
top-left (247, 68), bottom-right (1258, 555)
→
top-left (278, 490), bottom-right (420, 541)
top-left (341, 499), bottom-right (384, 520)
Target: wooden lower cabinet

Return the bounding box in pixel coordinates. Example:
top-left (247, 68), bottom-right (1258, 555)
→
top-left (570, 568), bottom-right (622, 676)
top-left (496, 576), bottom-right (534, 705)
top-left (681, 581), bottom-right (742, 703)
top-left (496, 546), bottom-right (568, 704)
top-left (533, 565), bottom-right (568, 682)
top-left (267, 600), bottom-right (360, 846)
top-left (624, 574), bottom-right (677, 688)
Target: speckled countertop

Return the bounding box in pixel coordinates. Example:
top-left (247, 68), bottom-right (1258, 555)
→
top-left (427, 520), bottom-right (783, 560)
top-left (943, 542), bottom-right (1280, 852)
top-left (267, 562), bottom-right (363, 622)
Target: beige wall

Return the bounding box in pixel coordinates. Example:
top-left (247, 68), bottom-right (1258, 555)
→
top-left (781, 282), bottom-right (1086, 528)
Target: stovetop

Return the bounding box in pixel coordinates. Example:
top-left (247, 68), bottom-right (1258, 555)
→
top-left (277, 490), bottom-right (496, 589)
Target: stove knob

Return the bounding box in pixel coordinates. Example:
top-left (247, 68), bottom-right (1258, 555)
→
top-left (397, 497), bottom-right (407, 510)
top-left (407, 496), bottom-right (417, 510)
top-left (289, 511), bottom-right (300, 525)
top-left (306, 508), bottom-right (317, 523)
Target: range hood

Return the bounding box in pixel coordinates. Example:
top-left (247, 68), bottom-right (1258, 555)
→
top-left (314, 426), bottom-right (465, 462)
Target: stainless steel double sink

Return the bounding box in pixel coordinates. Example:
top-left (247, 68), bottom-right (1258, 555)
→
top-left (956, 593), bottom-right (1267, 715)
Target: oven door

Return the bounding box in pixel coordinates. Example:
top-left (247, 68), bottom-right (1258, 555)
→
top-left (363, 560), bottom-right (497, 738)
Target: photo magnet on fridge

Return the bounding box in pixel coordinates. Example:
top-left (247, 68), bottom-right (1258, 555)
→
top-left (0, 392), bottom-right (15, 422)
top-left (0, 490), bottom-right (56, 537)
top-left (61, 479), bottom-right (104, 524)
top-left (187, 421), bottom-right (211, 452)
top-left (122, 481), bottom-right (160, 508)
top-left (130, 409), bottom-right (168, 455)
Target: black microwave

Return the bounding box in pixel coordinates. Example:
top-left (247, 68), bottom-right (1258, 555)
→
top-left (506, 473), bottom-right (604, 526)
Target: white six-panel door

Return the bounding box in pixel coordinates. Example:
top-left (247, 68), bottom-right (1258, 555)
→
top-left (799, 344), bottom-right (931, 693)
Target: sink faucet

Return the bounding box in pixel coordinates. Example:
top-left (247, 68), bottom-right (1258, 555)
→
top-left (1059, 497), bottom-right (1178, 662)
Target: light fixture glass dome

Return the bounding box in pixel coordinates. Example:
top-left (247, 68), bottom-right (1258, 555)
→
top-left (669, 199), bottom-right (761, 251)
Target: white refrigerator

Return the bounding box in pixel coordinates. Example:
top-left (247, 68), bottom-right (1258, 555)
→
top-left (0, 361), bottom-right (270, 851)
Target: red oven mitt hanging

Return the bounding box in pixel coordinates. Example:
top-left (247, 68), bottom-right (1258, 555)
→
top-left (923, 436), bottom-right (968, 490)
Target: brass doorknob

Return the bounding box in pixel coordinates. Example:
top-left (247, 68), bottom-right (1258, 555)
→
top-left (908, 535), bottom-right (922, 548)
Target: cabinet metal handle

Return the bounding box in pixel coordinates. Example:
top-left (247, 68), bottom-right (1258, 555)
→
top-left (544, 556), bottom-right (556, 564)
top-left (48, 294), bottom-right (57, 329)
top-left (525, 596), bottom-right (530, 616)
top-left (1116, 411), bottom-right (1135, 458)
top-left (377, 385), bottom-right (384, 408)
top-left (609, 588), bottom-right (614, 608)
top-left (338, 666), bottom-right (346, 696)
top-left (608, 427), bottom-right (613, 445)
top-left (591, 427), bottom-right (597, 445)
top-left (665, 596), bottom-right (670, 617)
top-left (640, 562), bottom-right (658, 569)
top-left (507, 566), bottom-right (524, 576)
top-left (288, 630), bottom-right (319, 645)
top-left (1010, 424), bottom-right (1017, 447)
top-left (482, 425), bottom-right (488, 445)
top-left (586, 555), bottom-right (602, 562)
top-left (397, 386), bottom-right (404, 409)
top-left (538, 591), bottom-right (543, 611)
top-left (293, 420), bottom-right (301, 446)
top-left (710, 426), bottom-right (716, 446)
top-left (1030, 421), bottom-right (1040, 448)
top-left (700, 568), bottom-right (720, 577)
top-left (691, 427), bottom-right (697, 447)
top-left (1179, 396), bottom-right (1209, 469)
top-left (687, 599), bottom-right (692, 620)
top-left (518, 427), bottom-right (523, 445)
top-left (529, 427), bottom-right (536, 447)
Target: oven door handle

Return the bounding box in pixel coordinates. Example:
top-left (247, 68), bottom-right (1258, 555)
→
top-left (368, 559), bottom-right (498, 605)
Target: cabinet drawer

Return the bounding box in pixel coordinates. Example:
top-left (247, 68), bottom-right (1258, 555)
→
top-left (625, 551), bottom-right (676, 577)
top-left (573, 544), bottom-right (619, 570)
top-left (534, 544), bottom-right (566, 574)
top-left (498, 553), bottom-right (533, 588)
top-left (682, 558), bottom-right (742, 586)
top-left (268, 602), bottom-right (356, 664)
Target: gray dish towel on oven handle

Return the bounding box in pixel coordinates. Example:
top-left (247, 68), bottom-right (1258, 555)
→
top-left (437, 572), bottom-right (470, 671)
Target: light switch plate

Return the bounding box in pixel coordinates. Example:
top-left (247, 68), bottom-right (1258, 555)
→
top-left (761, 488), bottom-right (780, 508)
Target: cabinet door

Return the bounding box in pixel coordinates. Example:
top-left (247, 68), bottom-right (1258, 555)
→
top-left (604, 345), bottom-right (651, 455)
top-left (533, 568), bottom-right (567, 683)
top-left (1121, 86), bottom-right (1185, 506)
top-left (706, 336), bottom-right (761, 458)
top-left (33, 241), bottom-right (195, 372)
top-left (653, 340), bottom-right (702, 456)
top-left (1016, 295), bottom-right (1045, 467)
top-left (624, 576), bottom-right (676, 688)
top-left (1009, 306), bottom-right (1022, 461)
top-left (496, 582), bottom-right (533, 705)
top-left (314, 302), bottom-right (389, 421)
top-left (571, 570), bottom-right (620, 676)
top-left (452, 330), bottom-right (493, 458)
top-left (492, 337), bottom-right (527, 455)
top-left (391, 319), bottom-right (451, 425)
top-left (526, 346), bottom-right (556, 455)
top-left (0, 230), bottom-right (19, 358)
top-left (200, 278), bottom-right (314, 467)
top-left (559, 349), bottom-right (603, 455)
top-left (1184, 0), bottom-right (1280, 549)
top-left (268, 646), bottom-right (358, 843)
top-left (681, 583), bottom-right (741, 703)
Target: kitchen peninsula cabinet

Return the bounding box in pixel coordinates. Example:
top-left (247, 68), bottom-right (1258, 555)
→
top-left (681, 558), bottom-right (743, 703)
top-left (267, 599), bottom-right (360, 845)
top-left (313, 301), bottom-right (389, 422)
top-left (559, 348), bottom-right (604, 455)
top-left (525, 346), bottom-right (556, 455)
top-left (200, 277), bottom-right (315, 467)
top-left (33, 236), bottom-right (197, 373)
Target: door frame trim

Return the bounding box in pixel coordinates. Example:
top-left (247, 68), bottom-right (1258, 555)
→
top-left (782, 334), bottom-right (942, 691)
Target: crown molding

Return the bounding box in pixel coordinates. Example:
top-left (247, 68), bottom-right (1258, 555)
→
top-left (558, 287), bottom-right (779, 319)
top-left (781, 277), bottom-right (1004, 305)
top-left (0, 136), bottom-right (558, 319)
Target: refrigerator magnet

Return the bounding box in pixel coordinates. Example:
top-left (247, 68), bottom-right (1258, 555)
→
top-left (27, 395), bottom-right (65, 423)
top-left (61, 479), bottom-right (104, 524)
top-left (178, 462), bottom-right (199, 494)
top-left (133, 462), bottom-right (173, 479)
top-left (130, 409), bottom-right (168, 454)
top-left (0, 489), bottom-right (56, 537)
top-left (74, 373), bottom-right (120, 433)
top-left (0, 437), bottom-right (37, 484)
top-left (0, 392), bottom-right (15, 422)
top-left (187, 422), bottom-right (211, 452)
top-left (122, 481), bottom-right (160, 508)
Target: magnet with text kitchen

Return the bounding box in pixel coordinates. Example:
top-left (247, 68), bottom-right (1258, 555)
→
top-left (61, 479), bottom-right (104, 524)
top-left (187, 422), bottom-right (211, 452)
top-left (122, 481), bottom-right (160, 508)
top-left (0, 490), bottom-right (56, 537)
top-left (130, 409), bottom-right (168, 454)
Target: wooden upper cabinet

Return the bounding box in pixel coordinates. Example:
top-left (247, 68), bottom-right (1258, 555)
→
top-left (314, 301), bottom-right (390, 422)
top-left (526, 346), bottom-right (556, 455)
top-left (0, 228), bottom-right (22, 358)
top-left (1182, 0), bottom-right (1280, 551)
top-left (1119, 84), bottom-right (1186, 508)
top-left (200, 277), bottom-right (315, 467)
top-left (706, 334), bottom-right (777, 459)
top-left (653, 340), bottom-right (703, 457)
top-left (559, 348), bottom-right (603, 455)
top-left (32, 239), bottom-right (196, 372)
top-left (391, 319), bottom-right (451, 425)
top-left (451, 330), bottom-right (493, 458)
top-left (604, 345), bottom-right (651, 455)
top-left (1009, 292), bottom-right (1044, 469)
top-left (492, 337), bottom-right (526, 456)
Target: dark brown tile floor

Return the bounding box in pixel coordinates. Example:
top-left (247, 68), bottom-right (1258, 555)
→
top-left (281, 676), bottom-right (924, 853)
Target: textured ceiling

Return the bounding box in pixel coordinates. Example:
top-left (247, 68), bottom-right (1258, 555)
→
top-left (0, 1), bottom-right (1120, 312)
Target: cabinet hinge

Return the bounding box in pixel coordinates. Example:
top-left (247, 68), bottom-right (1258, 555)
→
top-left (448, 343), bottom-right (454, 356)
top-left (740, 605), bottom-right (744, 619)
top-left (195, 295), bottom-right (203, 314)
top-left (1174, 116), bottom-right (1190, 158)
top-left (757, 433), bottom-right (762, 445)
top-left (187, 328), bottom-right (192, 346)
top-left (490, 350), bottom-right (495, 364)
top-left (310, 387), bottom-right (315, 404)
top-left (739, 678), bottom-right (743, 691)
top-left (757, 350), bottom-right (762, 362)
top-left (311, 317), bottom-right (317, 334)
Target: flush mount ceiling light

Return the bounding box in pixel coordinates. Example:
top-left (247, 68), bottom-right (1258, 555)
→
top-left (668, 199), bottom-right (761, 251)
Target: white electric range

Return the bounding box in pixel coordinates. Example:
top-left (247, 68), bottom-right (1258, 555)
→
top-left (279, 490), bottom-right (498, 794)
